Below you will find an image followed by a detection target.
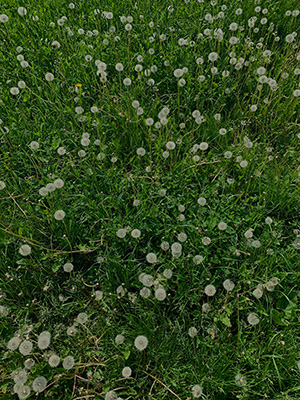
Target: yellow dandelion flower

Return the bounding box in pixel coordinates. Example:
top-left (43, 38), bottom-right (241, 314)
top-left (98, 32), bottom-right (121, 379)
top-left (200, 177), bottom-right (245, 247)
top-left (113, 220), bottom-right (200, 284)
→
top-left (75, 84), bottom-right (82, 88)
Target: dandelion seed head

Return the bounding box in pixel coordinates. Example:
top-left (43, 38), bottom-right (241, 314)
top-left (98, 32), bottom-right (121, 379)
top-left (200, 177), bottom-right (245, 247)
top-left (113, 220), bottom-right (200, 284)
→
top-left (77, 312), bottom-right (88, 324)
top-left (188, 327), bottom-right (198, 337)
top-left (54, 210), bottom-right (65, 220)
top-left (140, 287), bottom-right (151, 298)
top-left (134, 335), bottom-right (148, 351)
top-left (192, 384), bottom-right (203, 398)
top-left (63, 262), bottom-right (74, 272)
top-left (204, 284), bottom-right (216, 296)
top-left (32, 376), bottom-right (47, 393)
top-left (122, 366), bottom-right (132, 378)
top-left (49, 354), bottom-right (60, 367)
top-left (115, 334), bottom-right (125, 344)
top-left (63, 356), bottom-right (75, 370)
top-left (19, 245), bottom-right (31, 256)
top-left (146, 252), bottom-right (157, 264)
top-left (19, 340), bottom-right (33, 356)
top-left (142, 274), bottom-right (154, 287)
top-left (247, 313), bottom-right (260, 326)
top-left (155, 287), bottom-right (166, 301)
top-left (45, 72), bottom-right (54, 82)
top-left (223, 279), bottom-right (235, 291)
top-left (7, 337), bottom-right (21, 351)
top-left (37, 331), bottom-right (51, 350)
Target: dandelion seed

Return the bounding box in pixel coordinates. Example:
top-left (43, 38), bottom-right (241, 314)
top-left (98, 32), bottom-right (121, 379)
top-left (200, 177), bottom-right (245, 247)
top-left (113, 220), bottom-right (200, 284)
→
top-left (131, 229), bottom-right (141, 238)
top-left (123, 78), bottom-right (132, 86)
top-left (235, 373), bottom-right (247, 387)
top-left (32, 376), bottom-right (47, 393)
top-left (0, 14), bottom-right (9, 23)
top-left (63, 356), bottom-right (75, 370)
top-left (253, 288), bottom-right (263, 299)
top-left (229, 22), bottom-right (238, 31)
top-left (247, 313), bottom-right (260, 326)
top-left (75, 106), bottom-right (84, 114)
top-left (166, 141), bottom-right (176, 150)
top-left (142, 274), bottom-right (154, 287)
top-left (24, 358), bottom-right (35, 369)
top-left (223, 279), bottom-right (235, 291)
top-left (252, 240), bottom-right (261, 248)
top-left (63, 262), bottom-right (74, 272)
top-left (54, 210), bottom-right (65, 220)
top-left (45, 72), bottom-right (54, 82)
top-left (46, 183), bottom-right (56, 192)
top-left (145, 118), bottom-right (154, 126)
top-left (293, 90), bottom-right (300, 97)
top-left (117, 228), bottom-right (126, 238)
top-left (188, 327), bottom-right (198, 338)
top-left (57, 147), bottom-right (66, 155)
top-left (12, 369), bottom-right (27, 385)
top-left (17, 385), bottom-right (31, 399)
top-left (171, 242), bottom-right (182, 255)
top-left (122, 366), bottom-right (132, 378)
top-left (77, 312), bottom-right (88, 324)
top-left (197, 197), bottom-right (206, 206)
top-left (37, 331), bottom-right (51, 350)
top-left (192, 384), bottom-right (203, 398)
top-left (208, 52), bottom-right (218, 62)
top-left (18, 81), bottom-right (26, 89)
top-left (7, 337), bottom-right (21, 351)
top-left (160, 241), bottom-right (170, 251)
top-left (244, 229), bottom-right (253, 239)
top-left (117, 285), bottom-right (125, 296)
top-left (146, 252), bottom-right (157, 264)
top-left (105, 391), bottom-right (117, 400)
top-left (29, 141), bottom-right (39, 150)
top-left (115, 63), bottom-right (124, 71)
top-left (18, 7), bottom-right (27, 16)
top-left (174, 68), bottom-right (183, 78)
top-left (67, 325), bottom-right (77, 336)
top-left (202, 303), bottom-right (211, 313)
top-left (202, 237), bottom-right (211, 246)
top-left (49, 354), bottom-right (60, 367)
top-left (193, 255), bottom-right (204, 264)
top-left (163, 269), bottom-right (172, 279)
top-left (155, 288), bottom-right (166, 301)
top-left (10, 87), bottom-right (20, 95)
top-left (204, 284), bottom-right (216, 296)
top-left (19, 340), bottom-right (33, 356)
top-left (19, 245), bottom-right (31, 256)
top-left (115, 334), bottom-right (125, 344)
top-left (134, 335), bottom-right (148, 351)
top-left (224, 151), bottom-right (232, 159)
top-left (140, 287), bottom-right (151, 298)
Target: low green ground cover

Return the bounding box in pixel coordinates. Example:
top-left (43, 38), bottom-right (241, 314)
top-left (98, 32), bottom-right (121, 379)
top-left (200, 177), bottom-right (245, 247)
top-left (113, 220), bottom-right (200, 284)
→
top-left (0, 0), bottom-right (300, 399)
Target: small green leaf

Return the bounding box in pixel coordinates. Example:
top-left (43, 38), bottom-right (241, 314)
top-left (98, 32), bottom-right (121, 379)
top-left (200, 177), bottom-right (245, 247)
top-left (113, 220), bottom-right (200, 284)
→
top-left (271, 309), bottom-right (288, 326)
top-left (122, 348), bottom-right (130, 360)
top-left (220, 313), bottom-right (231, 327)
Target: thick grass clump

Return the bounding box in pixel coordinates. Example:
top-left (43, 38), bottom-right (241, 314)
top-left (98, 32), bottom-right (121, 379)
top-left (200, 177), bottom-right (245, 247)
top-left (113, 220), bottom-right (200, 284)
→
top-left (0, 0), bottom-right (300, 399)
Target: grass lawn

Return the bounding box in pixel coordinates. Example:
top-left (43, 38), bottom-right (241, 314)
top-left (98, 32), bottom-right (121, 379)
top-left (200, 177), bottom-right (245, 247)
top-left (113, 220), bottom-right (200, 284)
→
top-left (0, 0), bottom-right (300, 399)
